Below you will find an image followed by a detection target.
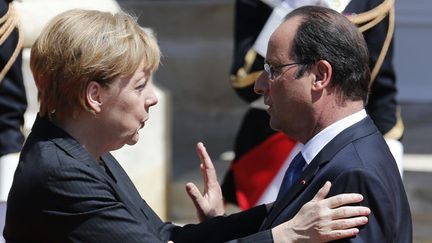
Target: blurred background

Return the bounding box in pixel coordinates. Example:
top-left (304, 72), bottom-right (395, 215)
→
top-left (2, 0), bottom-right (431, 242)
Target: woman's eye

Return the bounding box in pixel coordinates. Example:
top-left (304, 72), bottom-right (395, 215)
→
top-left (136, 81), bottom-right (147, 90)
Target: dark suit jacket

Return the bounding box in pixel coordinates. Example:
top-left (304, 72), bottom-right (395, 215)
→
top-left (238, 117), bottom-right (412, 242)
top-left (4, 116), bottom-right (267, 242)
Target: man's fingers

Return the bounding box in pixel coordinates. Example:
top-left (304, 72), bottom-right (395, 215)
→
top-left (312, 181), bottom-right (332, 201)
top-left (323, 193), bottom-right (364, 208)
top-left (330, 206), bottom-right (371, 220)
top-left (185, 182), bottom-right (204, 208)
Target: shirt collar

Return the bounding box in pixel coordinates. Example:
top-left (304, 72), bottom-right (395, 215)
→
top-left (301, 109), bottom-right (367, 164)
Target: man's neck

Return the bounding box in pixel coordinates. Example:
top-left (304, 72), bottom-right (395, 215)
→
top-left (302, 100), bottom-right (364, 143)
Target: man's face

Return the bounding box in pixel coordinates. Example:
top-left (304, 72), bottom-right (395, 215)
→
top-left (254, 17), bottom-right (315, 142)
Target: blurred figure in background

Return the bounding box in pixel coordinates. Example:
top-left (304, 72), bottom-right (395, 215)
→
top-left (0, 0), bottom-right (26, 203)
top-left (223, 0), bottom-right (403, 210)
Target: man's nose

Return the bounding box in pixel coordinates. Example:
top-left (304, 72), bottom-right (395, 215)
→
top-left (254, 72), bottom-right (268, 95)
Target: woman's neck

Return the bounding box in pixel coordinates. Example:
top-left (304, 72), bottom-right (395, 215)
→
top-left (52, 115), bottom-right (106, 162)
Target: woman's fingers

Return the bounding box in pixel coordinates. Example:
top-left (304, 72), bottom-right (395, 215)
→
top-left (196, 142), bottom-right (218, 188)
top-left (185, 182), bottom-right (204, 208)
top-left (312, 181), bottom-right (332, 201)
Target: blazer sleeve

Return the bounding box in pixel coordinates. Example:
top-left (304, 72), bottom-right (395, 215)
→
top-left (327, 168), bottom-right (394, 243)
top-left (44, 164), bottom-right (172, 243)
top-left (235, 229), bottom-right (273, 243)
top-left (170, 204), bottom-right (268, 243)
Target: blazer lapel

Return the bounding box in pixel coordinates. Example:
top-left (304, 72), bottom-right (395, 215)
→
top-left (261, 155), bottom-right (324, 230)
top-left (261, 117), bottom-right (378, 229)
top-left (57, 138), bottom-right (147, 222)
top-left (52, 135), bottom-right (116, 184)
top-left (100, 153), bottom-right (150, 222)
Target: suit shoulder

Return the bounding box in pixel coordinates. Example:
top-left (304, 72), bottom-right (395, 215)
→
top-left (331, 132), bottom-right (395, 169)
top-left (17, 133), bottom-right (95, 188)
top-left (21, 136), bottom-right (69, 171)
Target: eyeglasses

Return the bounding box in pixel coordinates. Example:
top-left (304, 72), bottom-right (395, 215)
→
top-left (264, 62), bottom-right (302, 80)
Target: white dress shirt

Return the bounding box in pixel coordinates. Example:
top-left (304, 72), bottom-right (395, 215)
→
top-left (301, 109), bottom-right (367, 166)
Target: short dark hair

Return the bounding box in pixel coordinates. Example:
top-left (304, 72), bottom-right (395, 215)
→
top-left (286, 6), bottom-right (370, 103)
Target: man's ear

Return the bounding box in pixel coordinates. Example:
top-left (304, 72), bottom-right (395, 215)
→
top-left (312, 60), bottom-right (332, 91)
top-left (86, 81), bottom-right (103, 113)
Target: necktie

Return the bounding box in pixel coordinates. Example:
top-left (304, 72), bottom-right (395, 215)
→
top-left (276, 152), bottom-right (306, 200)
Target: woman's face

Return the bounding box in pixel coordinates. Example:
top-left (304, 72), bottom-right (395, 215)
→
top-left (98, 61), bottom-right (158, 151)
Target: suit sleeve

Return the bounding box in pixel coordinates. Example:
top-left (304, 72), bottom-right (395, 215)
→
top-left (328, 168), bottom-right (394, 243)
top-left (44, 164), bottom-right (172, 243)
top-left (170, 204), bottom-right (268, 243)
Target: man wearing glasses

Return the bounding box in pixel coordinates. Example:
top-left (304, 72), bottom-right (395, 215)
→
top-left (235, 6), bottom-right (412, 242)
top-left (223, 0), bottom-right (404, 212)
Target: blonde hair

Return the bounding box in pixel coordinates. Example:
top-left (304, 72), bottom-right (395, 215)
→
top-left (30, 9), bottom-right (160, 119)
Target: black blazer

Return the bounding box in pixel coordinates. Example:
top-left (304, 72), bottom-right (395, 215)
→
top-left (253, 117), bottom-right (412, 242)
top-left (4, 116), bottom-right (268, 242)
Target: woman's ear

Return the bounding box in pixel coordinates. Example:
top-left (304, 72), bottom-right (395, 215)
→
top-left (312, 60), bottom-right (332, 91)
top-left (86, 81), bottom-right (103, 113)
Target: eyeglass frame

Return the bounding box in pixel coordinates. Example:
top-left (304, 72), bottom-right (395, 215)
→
top-left (263, 62), bottom-right (303, 80)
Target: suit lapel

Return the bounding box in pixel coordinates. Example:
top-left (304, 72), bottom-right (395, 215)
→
top-left (56, 137), bottom-right (147, 222)
top-left (100, 154), bottom-right (150, 221)
top-left (260, 154), bottom-right (324, 230)
top-left (52, 135), bottom-right (116, 184)
top-left (31, 116), bottom-right (104, 175)
top-left (261, 117), bottom-right (378, 229)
